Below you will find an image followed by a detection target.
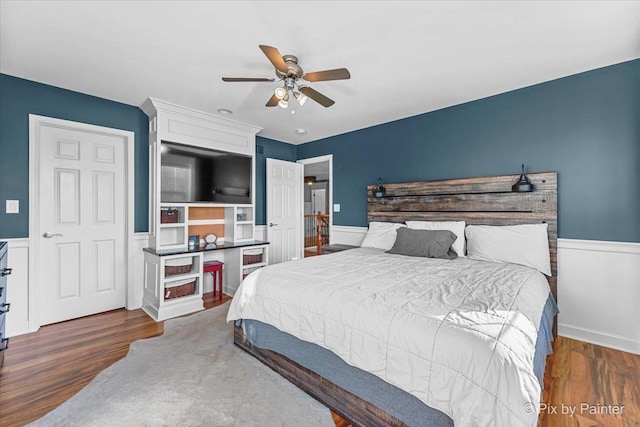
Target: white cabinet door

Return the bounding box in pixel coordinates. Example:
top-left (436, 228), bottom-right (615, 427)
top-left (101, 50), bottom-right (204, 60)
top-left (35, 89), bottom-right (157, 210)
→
top-left (266, 158), bottom-right (302, 264)
top-left (38, 123), bottom-right (126, 325)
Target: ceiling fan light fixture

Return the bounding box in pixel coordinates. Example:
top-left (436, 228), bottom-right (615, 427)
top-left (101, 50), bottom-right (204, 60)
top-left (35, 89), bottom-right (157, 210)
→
top-left (294, 91), bottom-right (308, 106)
top-left (304, 176), bottom-right (317, 185)
top-left (274, 86), bottom-right (287, 100)
top-left (224, 45), bottom-right (350, 109)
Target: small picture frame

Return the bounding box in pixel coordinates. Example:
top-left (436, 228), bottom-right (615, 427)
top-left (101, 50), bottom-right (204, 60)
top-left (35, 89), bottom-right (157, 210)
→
top-left (188, 235), bottom-right (199, 249)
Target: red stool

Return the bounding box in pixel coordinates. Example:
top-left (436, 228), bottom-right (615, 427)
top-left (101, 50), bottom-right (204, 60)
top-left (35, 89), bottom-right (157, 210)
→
top-left (203, 261), bottom-right (224, 297)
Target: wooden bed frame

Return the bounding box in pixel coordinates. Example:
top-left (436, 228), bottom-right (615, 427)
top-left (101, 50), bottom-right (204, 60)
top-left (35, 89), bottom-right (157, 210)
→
top-left (234, 171), bottom-right (558, 427)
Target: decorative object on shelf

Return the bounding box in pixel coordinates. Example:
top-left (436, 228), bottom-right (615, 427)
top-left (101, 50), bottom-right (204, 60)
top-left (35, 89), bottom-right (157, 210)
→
top-left (205, 233), bottom-right (218, 244)
top-left (511, 164), bottom-right (535, 192)
top-left (237, 213), bottom-right (247, 221)
top-left (304, 176), bottom-right (317, 186)
top-left (160, 208), bottom-right (179, 223)
top-left (188, 235), bottom-right (199, 249)
top-left (372, 178), bottom-right (386, 198)
top-left (222, 45), bottom-right (351, 109)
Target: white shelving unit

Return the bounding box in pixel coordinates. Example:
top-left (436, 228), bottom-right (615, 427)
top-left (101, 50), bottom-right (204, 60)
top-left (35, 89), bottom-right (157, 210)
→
top-left (224, 206), bottom-right (255, 242)
top-left (157, 204), bottom-right (188, 250)
top-left (241, 244), bottom-right (269, 279)
top-left (141, 98), bottom-right (267, 321)
top-left (221, 243), bottom-right (270, 296)
top-left (142, 251), bottom-right (204, 321)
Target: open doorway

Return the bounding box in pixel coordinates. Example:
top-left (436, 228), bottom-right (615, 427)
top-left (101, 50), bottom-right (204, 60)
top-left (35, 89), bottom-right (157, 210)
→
top-left (297, 155), bottom-right (332, 258)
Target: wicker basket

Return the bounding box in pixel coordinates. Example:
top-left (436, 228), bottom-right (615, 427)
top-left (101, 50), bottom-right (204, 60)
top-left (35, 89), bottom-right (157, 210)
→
top-left (160, 209), bottom-right (179, 224)
top-left (165, 257), bottom-right (193, 276)
top-left (164, 280), bottom-right (196, 300)
top-left (243, 248), bottom-right (263, 265)
top-left (242, 266), bottom-right (261, 280)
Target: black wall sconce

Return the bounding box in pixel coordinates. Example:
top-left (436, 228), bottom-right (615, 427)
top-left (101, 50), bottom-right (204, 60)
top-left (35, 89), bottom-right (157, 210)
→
top-left (372, 177), bottom-right (386, 198)
top-left (512, 164), bottom-right (535, 192)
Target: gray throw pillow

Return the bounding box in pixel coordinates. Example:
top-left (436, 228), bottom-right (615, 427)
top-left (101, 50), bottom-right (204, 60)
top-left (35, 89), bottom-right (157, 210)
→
top-left (386, 228), bottom-right (458, 259)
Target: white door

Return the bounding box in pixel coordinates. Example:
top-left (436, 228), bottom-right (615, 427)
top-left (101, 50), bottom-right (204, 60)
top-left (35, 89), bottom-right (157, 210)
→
top-left (266, 158), bottom-right (302, 264)
top-left (312, 188), bottom-right (326, 214)
top-left (37, 122), bottom-right (127, 325)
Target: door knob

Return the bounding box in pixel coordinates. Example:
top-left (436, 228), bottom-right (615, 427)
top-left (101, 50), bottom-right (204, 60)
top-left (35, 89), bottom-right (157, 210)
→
top-left (43, 232), bottom-right (63, 238)
top-left (269, 222), bottom-right (278, 227)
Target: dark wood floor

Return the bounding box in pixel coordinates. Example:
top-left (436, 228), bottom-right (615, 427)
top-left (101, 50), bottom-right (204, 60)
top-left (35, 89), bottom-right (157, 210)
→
top-left (1, 292), bottom-right (638, 427)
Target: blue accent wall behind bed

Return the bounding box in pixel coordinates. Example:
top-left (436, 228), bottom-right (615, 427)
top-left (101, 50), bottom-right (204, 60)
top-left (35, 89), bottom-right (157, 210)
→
top-left (297, 59), bottom-right (640, 243)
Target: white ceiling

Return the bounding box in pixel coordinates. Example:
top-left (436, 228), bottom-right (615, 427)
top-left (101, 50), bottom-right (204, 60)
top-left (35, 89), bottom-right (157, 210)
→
top-left (1, 1), bottom-right (639, 144)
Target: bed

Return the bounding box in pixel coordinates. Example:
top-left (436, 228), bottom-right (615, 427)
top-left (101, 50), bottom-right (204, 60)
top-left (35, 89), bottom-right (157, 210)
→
top-left (228, 172), bottom-right (558, 427)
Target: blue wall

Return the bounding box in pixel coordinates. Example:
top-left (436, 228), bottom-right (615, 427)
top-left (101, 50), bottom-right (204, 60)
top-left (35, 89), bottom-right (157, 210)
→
top-left (0, 74), bottom-right (149, 238)
top-left (254, 136), bottom-right (297, 225)
top-left (297, 60), bottom-right (640, 243)
top-left (3, 59), bottom-right (638, 243)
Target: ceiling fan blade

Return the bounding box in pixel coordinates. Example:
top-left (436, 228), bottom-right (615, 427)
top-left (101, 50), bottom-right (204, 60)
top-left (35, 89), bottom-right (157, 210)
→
top-left (259, 45), bottom-right (288, 74)
top-left (222, 77), bottom-right (275, 82)
top-left (303, 68), bottom-right (351, 82)
top-left (299, 86), bottom-right (335, 108)
top-left (266, 93), bottom-right (279, 107)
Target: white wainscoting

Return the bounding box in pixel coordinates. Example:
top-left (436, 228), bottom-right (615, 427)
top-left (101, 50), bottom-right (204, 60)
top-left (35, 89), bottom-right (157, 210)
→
top-left (255, 225), bottom-right (266, 242)
top-left (4, 239), bottom-right (30, 336)
top-left (330, 227), bottom-right (640, 355)
top-left (331, 225), bottom-right (367, 246)
top-left (557, 238), bottom-right (640, 355)
top-left (129, 233), bottom-right (150, 310)
top-left (3, 233), bottom-right (149, 337)
top-left (13, 226), bottom-right (636, 355)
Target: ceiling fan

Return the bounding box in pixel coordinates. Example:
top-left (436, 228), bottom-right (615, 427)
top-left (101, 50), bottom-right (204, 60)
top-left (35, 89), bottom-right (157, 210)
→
top-left (222, 45), bottom-right (351, 108)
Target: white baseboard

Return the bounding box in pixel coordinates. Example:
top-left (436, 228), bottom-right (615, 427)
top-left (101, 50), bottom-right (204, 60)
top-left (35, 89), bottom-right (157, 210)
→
top-left (559, 323), bottom-right (640, 355)
top-left (557, 238), bottom-right (640, 355)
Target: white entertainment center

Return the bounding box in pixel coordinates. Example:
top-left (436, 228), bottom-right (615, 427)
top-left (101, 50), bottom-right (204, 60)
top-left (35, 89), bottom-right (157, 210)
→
top-left (140, 98), bottom-right (268, 321)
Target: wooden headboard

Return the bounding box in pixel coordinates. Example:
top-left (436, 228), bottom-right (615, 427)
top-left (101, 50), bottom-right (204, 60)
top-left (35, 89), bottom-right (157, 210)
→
top-left (367, 172), bottom-right (558, 300)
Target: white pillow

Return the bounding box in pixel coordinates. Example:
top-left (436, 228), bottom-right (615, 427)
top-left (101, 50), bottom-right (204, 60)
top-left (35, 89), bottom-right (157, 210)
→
top-left (360, 222), bottom-right (406, 251)
top-left (406, 221), bottom-right (466, 257)
top-left (465, 224), bottom-right (551, 276)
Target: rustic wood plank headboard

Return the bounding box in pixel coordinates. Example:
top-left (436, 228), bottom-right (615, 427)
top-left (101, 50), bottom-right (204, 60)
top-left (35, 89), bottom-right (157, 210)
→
top-left (367, 172), bottom-right (558, 300)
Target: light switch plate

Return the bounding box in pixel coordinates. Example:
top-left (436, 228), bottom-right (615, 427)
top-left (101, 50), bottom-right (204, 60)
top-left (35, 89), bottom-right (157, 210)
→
top-left (6, 200), bottom-right (19, 214)
top-left (333, 204), bottom-right (341, 213)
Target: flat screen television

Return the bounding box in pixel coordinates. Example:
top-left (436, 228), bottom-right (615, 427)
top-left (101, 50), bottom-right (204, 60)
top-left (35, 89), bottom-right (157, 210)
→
top-left (160, 141), bottom-right (252, 204)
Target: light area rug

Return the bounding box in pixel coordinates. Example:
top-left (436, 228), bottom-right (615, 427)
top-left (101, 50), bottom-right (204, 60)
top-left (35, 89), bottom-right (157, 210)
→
top-left (30, 302), bottom-right (334, 427)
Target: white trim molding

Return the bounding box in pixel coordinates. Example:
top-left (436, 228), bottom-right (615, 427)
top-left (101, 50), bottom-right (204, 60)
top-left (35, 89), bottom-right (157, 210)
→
top-left (298, 155), bottom-right (333, 244)
top-left (557, 238), bottom-right (640, 355)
